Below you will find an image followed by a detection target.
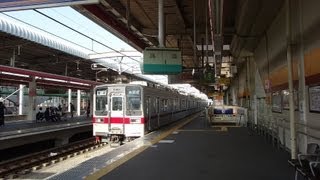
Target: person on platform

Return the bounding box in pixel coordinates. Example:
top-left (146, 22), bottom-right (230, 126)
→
top-left (0, 99), bottom-right (6, 126)
top-left (36, 107), bottom-right (45, 122)
top-left (86, 102), bottom-right (90, 118)
top-left (62, 104), bottom-right (67, 118)
top-left (70, 102), bottom-right (75, 118)
top-left (58, 104), bottom-right (62, 113)
top-left (44, 107), bottom-right (51, 122)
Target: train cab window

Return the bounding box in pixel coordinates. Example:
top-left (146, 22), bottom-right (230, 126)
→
top-left (126, 86), bottom-right (142, 116)
top-left (95, 89), bottom-right (108, 115)
top-left (112, 97), bottom-right (122, 111)
top-left (127, 97), bottom-right (141, 110)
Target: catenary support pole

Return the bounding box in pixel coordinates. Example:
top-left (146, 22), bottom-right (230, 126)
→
top-left (286, 0), bottom-right (297, 160)
top-left (298, 0), bottom-right (307, 153)
top-left (27, 77), bottom-right (36, 120)
top-left (77, 89), bottom-right (81, 116)
top-left (68, 89), bottom-right (71, 112)
top-left (18, 84), bottom-right (24, 115)
top-left (193, 0), bottom-right (197, 66)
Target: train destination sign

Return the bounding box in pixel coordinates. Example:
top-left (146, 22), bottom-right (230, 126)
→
top-left (0, 0), bottom-right (99, 12)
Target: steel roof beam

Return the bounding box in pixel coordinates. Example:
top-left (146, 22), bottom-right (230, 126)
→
top-left (0, 65), bottom-right (101, 87)
top-left (81, 4), bottom-right (148, 51)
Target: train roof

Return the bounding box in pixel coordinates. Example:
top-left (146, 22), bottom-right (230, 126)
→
top-left (95, 83), bottom-right (208, 101)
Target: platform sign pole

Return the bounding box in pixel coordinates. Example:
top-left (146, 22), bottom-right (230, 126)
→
top-left (205, 0), bottom-right (209, 65)
top-left (253, 94), bottom-right (258, 125)
top-left (232, 87), bottom-right (236, 106)
top-left (68, 89), bottom-right (71, 112)
top-left (89, 88), bottom-right (93, 117)
top-left (18, 84), bottom-right (24, 115)
top-left (158, 0), bottom-right (164, 47)
top-left (77, 90), bottom-right (81, 116)
top-left (226, 92), bottom-right (229, 105)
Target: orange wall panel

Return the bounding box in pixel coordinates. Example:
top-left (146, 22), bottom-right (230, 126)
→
top-left (264, 48), bottom-right (320, 89)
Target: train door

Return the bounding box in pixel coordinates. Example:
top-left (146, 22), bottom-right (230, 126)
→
top-left (110, 96), bottom-right (124, 134)
top-left (146, 96), bottom-right (151, 131)
top-left (150, 97), bottom-right (157, 130)
top-left (156, 97), bottom-right (160, 128)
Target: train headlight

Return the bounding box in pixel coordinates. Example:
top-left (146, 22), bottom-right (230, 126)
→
top-left (96, 118), bottom-right (102, 122)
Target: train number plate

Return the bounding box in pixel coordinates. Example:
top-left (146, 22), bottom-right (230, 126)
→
top-left (111, 128), bottom-right (122, 134)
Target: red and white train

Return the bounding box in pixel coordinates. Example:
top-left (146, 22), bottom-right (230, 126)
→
top-left (93, 83), bottom-right (207, 144)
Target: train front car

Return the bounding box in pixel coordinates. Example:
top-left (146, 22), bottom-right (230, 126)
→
top-left (93, 84), bottom-right (144, 145)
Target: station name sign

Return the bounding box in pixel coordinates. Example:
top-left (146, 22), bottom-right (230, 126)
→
top-left (0, 0), bottom-right (99, 12)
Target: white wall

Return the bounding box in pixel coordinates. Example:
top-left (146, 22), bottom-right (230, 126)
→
top-left (229, 0), bottom-right (320, 153)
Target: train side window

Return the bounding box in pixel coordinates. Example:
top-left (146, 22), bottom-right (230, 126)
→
top-left (161, 99), bottom-right (168, 112)
top-left (152, 97), bottom-right (156, 113)
top-left (156, 97), bottom-right (159, 113)
top-left (165, 99), bottom-right (168, 111)
top-left (146, 96), bottom-right (150, 115)
top-left (168, 99), bottom-right (173, 111)
top-left (174, 99), bottom-right (179, 110)
top-left (181, 99), bottom-right (186, 109)
top-left (160, 99), bottom-right (164, 112)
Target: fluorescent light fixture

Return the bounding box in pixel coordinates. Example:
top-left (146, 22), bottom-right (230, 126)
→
top-left (223, 45), bottom-right (230, 50)
top-left (1, 71), bottom-right (29, 77)
top-left (69, 81), bottom-right (90, 86)
top-left (43, 78), bottom-right (66, 83)
top-left (196, 45), bottom-right (214, 51)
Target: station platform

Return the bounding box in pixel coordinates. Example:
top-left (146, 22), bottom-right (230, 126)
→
top-left (0, 116), bottom-right (90, 136)
top-left (35, 112), bottom-right (294, 180)
top-left (0, 116), bottom-right (91, 150)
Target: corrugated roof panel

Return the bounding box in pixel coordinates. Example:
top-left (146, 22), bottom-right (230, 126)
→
top-left (0, 15), bottom-right (89, 59)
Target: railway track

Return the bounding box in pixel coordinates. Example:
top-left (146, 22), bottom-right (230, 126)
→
top-left (0, 137), bottom-right (107, 179)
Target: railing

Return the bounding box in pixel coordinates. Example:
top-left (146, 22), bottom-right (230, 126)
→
top-left (253, 116), bottom-right (320, 152)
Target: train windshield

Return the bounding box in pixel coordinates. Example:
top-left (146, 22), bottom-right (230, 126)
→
top-left (126, 86), bottom-right (142, 116)
top-left (95, 89), bottom-right (108, 115)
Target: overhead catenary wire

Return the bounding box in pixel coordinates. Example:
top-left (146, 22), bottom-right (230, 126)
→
top-left (33, 9), bottom-right (141, 64)
top-left (49, 8), bottom-right (113, 45)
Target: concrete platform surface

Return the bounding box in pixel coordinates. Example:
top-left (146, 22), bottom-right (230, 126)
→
top-left (23, 113), bottom-right (295, 180)
top-left (0, 116), bottom-right (90, 140)
top-left (99, 116), bottom-right (294, 180)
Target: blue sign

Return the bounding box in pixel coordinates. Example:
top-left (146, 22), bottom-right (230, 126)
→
top-left (0, 0), bottom-right (99, 12)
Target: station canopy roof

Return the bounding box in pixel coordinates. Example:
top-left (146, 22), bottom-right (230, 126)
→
top-left (0, 10), bottom-right (206, 98)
